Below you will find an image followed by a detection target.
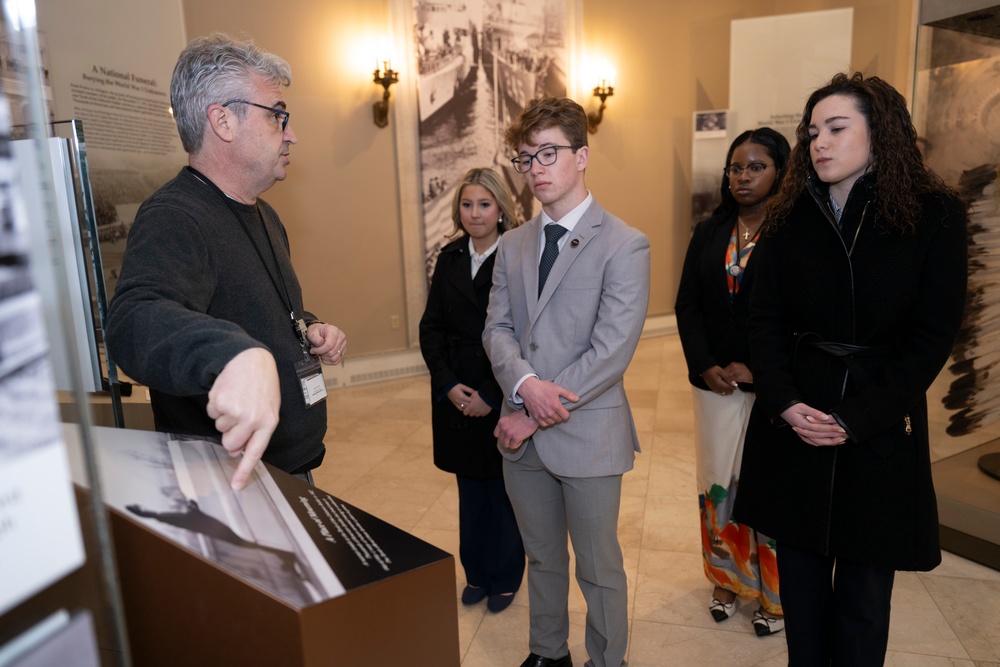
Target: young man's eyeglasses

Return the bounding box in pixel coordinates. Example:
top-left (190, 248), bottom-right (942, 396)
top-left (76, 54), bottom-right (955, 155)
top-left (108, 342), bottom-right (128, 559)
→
top-left (511, 145), bottom-right (579, 173)
top-left (723, 162), bottom-right (771, 177)
top-left (221, 99), bottom-right (290, 131)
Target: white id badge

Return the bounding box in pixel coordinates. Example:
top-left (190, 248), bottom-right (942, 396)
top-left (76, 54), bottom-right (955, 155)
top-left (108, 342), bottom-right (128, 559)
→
top-left (295, 353), bottom-right (327, 407)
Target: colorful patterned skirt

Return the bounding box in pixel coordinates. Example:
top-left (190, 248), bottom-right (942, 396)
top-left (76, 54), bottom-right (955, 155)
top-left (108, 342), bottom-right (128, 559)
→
top-left (692, 387), bottom-right (781, 614)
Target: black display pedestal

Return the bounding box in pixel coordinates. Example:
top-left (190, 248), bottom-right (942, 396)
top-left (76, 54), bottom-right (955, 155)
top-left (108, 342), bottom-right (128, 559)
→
top-left (64, 425), bottom-right (461, 667)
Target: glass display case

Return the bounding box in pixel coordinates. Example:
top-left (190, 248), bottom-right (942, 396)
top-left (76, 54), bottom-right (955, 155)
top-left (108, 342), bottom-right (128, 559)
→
top-left (0, 5), bottom-right (130, 666)
top-left (912, 0), bottom-right (1000, 570)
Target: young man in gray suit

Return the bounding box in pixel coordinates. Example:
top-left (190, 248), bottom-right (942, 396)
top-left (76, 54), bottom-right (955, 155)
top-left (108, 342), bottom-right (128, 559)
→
top-left (483, 97), bottom-right (650, 667)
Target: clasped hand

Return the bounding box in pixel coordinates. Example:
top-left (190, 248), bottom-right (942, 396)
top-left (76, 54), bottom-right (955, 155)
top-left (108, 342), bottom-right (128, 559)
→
top-left (447, 384), bottom-right (493, 417)
top-left (781, 402), bottom-right (848, 447)
top-left (701, 362), bottom-right (752, 395)
top-left (517, 376), bottom-right (579, 427)
top-left (494, 377), bottom-right (579, 451)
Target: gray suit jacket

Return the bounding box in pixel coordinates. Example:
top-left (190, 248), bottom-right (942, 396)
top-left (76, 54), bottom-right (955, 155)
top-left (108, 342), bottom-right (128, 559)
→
top-left (483, 198), bottom-right (650, 477)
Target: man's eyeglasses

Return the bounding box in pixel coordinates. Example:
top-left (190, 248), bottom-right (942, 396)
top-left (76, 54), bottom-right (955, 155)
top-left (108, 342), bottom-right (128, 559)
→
top-left (511, 145), bottom-right (578, 173)
top-left (723, 162), bottom-right (771, 177)
top-left (222, 99), bottom-right (290, 131)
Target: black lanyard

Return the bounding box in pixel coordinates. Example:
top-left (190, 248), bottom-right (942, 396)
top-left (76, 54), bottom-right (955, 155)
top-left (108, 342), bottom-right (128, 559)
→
top-left (187, 167), bottom-right (310, 349)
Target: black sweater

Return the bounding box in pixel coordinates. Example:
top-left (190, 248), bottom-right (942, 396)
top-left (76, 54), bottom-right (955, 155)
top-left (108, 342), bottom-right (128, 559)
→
top-left (106, 168), bottom-right (325, 473)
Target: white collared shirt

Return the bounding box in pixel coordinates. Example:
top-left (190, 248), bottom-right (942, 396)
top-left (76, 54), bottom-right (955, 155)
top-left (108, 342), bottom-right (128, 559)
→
top-left (469, 236), bottom-right (499, 279)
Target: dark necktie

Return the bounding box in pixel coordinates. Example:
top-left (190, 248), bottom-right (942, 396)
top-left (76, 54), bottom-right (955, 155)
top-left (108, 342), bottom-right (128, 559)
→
top-left (538, 224), bottom-right (568, 295)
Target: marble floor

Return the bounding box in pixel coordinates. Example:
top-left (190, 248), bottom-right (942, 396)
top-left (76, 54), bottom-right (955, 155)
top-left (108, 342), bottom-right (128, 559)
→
top-left (312, 334), bottom-right (1000, 667)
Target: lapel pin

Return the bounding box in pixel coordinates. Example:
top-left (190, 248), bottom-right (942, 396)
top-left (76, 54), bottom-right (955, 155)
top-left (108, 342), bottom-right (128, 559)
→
top-left (570, 238), bottom-right (580, 248)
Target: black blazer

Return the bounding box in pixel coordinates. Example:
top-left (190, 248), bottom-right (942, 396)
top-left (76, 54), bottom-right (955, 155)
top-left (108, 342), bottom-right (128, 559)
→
top-left (419, 236), bottom-right (504, 479)
top-left (675, 211), bottom-right (761, 391)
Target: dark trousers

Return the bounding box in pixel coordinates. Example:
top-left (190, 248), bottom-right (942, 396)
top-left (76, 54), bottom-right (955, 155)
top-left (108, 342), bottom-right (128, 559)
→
top-left (778, 543), bottom-right (895, 667)
top-left (456, 475), bottom-right (525, 595)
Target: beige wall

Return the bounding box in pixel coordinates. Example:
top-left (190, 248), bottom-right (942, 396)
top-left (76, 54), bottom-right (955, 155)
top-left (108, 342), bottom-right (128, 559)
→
top-left (580, 0), bottom-right (916, 327)
top-left (182, 0), bottom-right (915, 358)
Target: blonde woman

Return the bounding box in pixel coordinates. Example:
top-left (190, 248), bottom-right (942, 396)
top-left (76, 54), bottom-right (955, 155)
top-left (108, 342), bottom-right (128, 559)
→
top-left (420, 167), bottom-right (525, 612)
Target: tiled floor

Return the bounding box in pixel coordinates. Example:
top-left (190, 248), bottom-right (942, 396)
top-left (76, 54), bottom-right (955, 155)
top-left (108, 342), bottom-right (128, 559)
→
top-left (313, 334), bottom-right (1000, 666)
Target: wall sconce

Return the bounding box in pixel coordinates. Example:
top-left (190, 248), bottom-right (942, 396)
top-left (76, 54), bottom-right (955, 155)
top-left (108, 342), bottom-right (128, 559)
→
top-left (587, 60), bottom-right (616, 134)
top-left (373, 57), bottom-right (398, 128)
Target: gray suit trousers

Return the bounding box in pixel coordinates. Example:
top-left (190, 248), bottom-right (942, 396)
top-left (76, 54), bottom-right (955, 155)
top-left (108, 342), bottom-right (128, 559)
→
top-left (503, 440), bottom-right (628, 667)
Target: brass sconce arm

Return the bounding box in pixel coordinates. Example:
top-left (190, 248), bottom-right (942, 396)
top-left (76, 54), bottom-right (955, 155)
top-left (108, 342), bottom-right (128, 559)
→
top-left (373, 66), bottom-right (399, 128)
top-left (587, 84), bottom-right (614, 134)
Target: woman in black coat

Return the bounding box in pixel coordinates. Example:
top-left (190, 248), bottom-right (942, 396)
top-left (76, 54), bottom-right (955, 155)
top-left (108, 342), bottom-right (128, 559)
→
top-left (675, 127), bottom-right (790, 636)
top-left (733, 73), bottom-right (968, 666)
top-left (419, 167), bottom-right (525, 613)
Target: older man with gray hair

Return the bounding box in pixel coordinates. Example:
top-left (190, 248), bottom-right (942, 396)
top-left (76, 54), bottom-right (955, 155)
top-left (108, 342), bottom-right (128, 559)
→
top-left (107, 34), bottom-right (345, 490)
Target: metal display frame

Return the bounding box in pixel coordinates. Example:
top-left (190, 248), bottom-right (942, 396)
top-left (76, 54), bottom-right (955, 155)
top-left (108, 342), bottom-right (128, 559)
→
top-left (52, 118), bottom-right (125, 428)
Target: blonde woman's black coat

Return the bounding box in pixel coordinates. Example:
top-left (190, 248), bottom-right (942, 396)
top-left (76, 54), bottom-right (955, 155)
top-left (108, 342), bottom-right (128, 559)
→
top-left (419, 236), bottom-right (504, 479)
top-left (733, 175), bottom-right (968, 571)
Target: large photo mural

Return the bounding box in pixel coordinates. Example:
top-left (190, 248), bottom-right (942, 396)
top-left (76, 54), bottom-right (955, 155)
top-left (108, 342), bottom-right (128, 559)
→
top-left (413, 0), bottom-right (569, 278)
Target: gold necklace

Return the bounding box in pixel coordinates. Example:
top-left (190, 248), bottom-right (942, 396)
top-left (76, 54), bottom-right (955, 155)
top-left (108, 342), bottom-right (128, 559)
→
top-left (738, 217), bottom-right (760, 241)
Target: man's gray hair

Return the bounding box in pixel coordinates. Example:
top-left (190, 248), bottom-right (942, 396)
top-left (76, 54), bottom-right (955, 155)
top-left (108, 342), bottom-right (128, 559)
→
top-left (170, 33), bottom-right (291, 154)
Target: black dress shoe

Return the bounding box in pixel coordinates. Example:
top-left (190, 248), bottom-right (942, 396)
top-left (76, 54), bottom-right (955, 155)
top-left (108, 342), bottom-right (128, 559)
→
top-left (519, 651), bottom-right (572, 667)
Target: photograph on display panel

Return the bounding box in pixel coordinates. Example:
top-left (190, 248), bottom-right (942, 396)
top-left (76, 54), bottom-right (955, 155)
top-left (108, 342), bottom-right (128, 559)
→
top-left (413, 0), bottom-right (569, 280)
top-left (97, 431), bottom-right (346, 608)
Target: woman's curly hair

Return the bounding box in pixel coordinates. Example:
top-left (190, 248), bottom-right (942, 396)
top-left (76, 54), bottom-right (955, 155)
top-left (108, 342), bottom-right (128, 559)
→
top-left (766, 72), bottom-right (960, 234)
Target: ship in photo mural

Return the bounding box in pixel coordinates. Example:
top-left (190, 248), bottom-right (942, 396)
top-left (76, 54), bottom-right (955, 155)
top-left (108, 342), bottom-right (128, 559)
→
top-left (413, 0), bottom-right (568, 279)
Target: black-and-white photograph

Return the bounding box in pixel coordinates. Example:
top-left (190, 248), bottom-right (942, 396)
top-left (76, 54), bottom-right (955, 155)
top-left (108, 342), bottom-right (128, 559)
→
top-left (0, 29), bottom-right (54, 127)
top-left (0, 88), bottom-right (59, 460)
top-left (413, 0), bottom-right (570, 278)
top-left (689, 110), bottom-right (731, 229)
top-left (0, 85), bottom-right (86, 617)
top-left (98, 431), bottom-right (346, 607)
top-left (694, 110), bottom-right (727, 137)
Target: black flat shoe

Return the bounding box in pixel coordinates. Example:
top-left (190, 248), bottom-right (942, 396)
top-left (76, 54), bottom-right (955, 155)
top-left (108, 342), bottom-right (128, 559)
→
top-left (487, 591), bottom-right (515, 613)
top-left (461, 585), bottom-right (486, 605)
top-left (519, 652), bottom-right (572, 667)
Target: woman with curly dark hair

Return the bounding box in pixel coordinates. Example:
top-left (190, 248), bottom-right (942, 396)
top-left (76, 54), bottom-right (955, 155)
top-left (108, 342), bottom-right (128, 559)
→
top-left (733, 73), bottom-right (968, 665)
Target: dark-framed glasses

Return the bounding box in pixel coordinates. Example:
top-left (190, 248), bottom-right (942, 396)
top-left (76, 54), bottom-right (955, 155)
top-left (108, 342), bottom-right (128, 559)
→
top-left (511, 145), bottom-right (578, 173)
top-left (221, 99), bottom-right (290, 131)
top-left (724, 162), bottom-right (771, 177)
